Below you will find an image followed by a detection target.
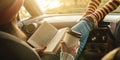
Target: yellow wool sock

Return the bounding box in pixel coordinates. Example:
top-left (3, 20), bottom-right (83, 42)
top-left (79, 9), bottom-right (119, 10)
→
top-left (83, 0), bottom-right (102, 17)
top-left (86, 0), bottom-right (120, 28)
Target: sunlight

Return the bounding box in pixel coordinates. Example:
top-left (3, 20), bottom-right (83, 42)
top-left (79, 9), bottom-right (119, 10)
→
top-left (36, 0), bottom-right (61, 12)
top-left (47, 0), bottom-right (60, 9)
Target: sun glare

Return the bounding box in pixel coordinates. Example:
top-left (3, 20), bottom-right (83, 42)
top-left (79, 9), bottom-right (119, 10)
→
top-left (36, 0), bottom-right (61, 12)
top-left (47, 0), bottom-right (60, 9)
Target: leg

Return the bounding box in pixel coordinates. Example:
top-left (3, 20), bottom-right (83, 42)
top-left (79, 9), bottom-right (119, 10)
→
top-left (83, 0), bottom-right (102, 17)
top-left (86, 0), bottom-right (120, 28)
top-left (72, 18), bottom-right (94, 60)
top-left (72, 0), bottom-right (120, 60)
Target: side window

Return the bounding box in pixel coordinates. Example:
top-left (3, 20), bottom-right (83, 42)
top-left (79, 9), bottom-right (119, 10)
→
top-left (19, 6), bottom-right (31, 21)
top-left (35, 0), bottom-right (120, 14)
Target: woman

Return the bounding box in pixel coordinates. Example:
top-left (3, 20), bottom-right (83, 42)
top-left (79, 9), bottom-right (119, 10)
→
top-left (0, 0), bottom-right (79, 60)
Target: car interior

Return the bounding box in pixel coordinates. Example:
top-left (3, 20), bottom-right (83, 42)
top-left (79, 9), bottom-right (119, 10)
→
top-left (0, 0), bottom-right (120, 60)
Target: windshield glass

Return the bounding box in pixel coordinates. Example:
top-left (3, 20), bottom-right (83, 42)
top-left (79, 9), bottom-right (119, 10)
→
top-left (19, 0), bottom-right (120, 20)
top-left (36, 0), bottom-right (120, 14)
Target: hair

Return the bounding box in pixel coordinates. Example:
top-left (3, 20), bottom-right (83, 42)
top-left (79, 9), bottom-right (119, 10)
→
top-left (0, 17), bottom-right (27, 41)
top-left (0, 0), bottom-right (24, 25)
top-left (0, 0), bottom-right (26, 41)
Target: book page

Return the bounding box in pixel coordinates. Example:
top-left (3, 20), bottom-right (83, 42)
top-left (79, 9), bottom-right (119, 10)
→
top-left (27, 21), bottom-right (57, 48)
top-left (44, 28), bottom-right (69, 54)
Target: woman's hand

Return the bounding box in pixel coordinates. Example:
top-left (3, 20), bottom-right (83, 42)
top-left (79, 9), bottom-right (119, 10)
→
top-left (61, 41), bottom-right (80, 57)
top-left (34, 46), bottom-right (47, 57)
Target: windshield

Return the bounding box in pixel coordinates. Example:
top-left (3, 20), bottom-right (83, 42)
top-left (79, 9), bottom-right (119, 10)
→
top-left (36, 0), bottom-right (120, 14)
top-left (19, 0), bottom-right (120, 20)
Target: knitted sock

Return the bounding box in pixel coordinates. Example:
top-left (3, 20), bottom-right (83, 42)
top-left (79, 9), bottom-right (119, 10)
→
top-left (83, 0), bottom-right (102, 17)
top-left (86, 0), bottom-right (120, 28)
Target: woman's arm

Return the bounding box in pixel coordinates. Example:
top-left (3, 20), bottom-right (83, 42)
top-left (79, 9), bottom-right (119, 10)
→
top-left (60, 41), bottom-right (79, 60)
top-left (60, 52), bottom-right (74, 60)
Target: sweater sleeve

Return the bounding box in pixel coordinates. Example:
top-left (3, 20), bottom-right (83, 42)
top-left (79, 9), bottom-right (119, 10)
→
top-left (60, 52), bottom-right (74, 60)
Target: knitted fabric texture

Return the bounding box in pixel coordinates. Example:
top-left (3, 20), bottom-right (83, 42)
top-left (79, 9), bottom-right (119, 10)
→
top-left (83, 0), bottom-right (102, 17)
top-left (0, 0), bottom-right (24, 25)
top-left (86, 0), bottom-right (120, 28)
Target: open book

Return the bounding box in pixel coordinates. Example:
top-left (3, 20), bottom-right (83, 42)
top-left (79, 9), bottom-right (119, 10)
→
top-left (27, 21), bottom-right (69, 54)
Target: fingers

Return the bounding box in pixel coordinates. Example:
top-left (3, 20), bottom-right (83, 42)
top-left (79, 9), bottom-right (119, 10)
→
top-left (71, 41), bottom-right (80, 49)
top-left (61, 41), bottom-right (67, 47)
top-left (39, 46), bottom-right (47, 52)
top-left (61, 41), bottom-right (79, 56)
top-left (35, 46), bottom-right (47, 57)
top-left (61, 41), bottom-right (67, 52)
top-left (35, 46), bottom-right (47, 53)
top-left (61, 41), bottom-right (80, 51)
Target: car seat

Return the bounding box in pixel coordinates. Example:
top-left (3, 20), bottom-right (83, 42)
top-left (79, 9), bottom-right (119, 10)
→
top-left (0, 31), bottom-right (41, 60)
